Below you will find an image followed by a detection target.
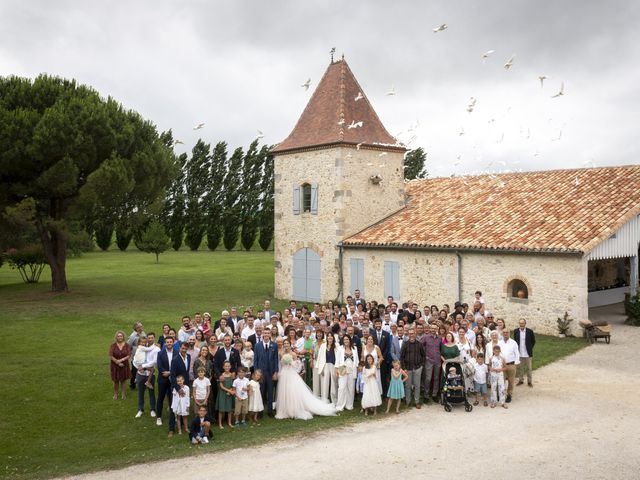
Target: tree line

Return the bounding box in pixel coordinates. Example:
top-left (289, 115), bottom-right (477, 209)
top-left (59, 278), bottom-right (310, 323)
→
top-left (96, 135), bottom-right (274, 254)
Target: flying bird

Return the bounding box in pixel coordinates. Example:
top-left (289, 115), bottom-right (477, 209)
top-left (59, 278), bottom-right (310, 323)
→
top-left (459, 127), bottom-right (465, 136)
top-left (552, 130), bottom-right (563, 142)
top-left (301, 78), bottom-right (311, 91)
top-left (356, 142), bottom-right (363, 150)
top-left (481, 50), bottom-right (495, 62)
top-left (337, 119), bottom-right (345, 126)
top-left (172, 139), bottom-right (184, 145)
top-left (193, 123), bottom-right (205, 130)
top-left (433, 24), bottom-right (447, 33)
top-left (347, 120), bottom-right (363, 129)
top-left (551, 82), bottom-right (565, 98)
top-left (538, 75), bottom-right (547, 88)
top-left (354, 91), bottom-right (364, 101)
top-left (386, 85), bottom-right (396, 96)
top-left (574, 176), bottom-right (580, 186)
top-left (255, 130), bottom-right (264, 140)
top-left (503, 55), bottom-right (516, 70)
top-left (379, 152), bottom-right (388, 157)
top-left (466, 97), bottom-right (477, 113)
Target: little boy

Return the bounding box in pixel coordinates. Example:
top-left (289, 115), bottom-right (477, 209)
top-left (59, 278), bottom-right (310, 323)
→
top-left (189, 405), bottom-right (212, 444)
top-left (473, 352), bottom-right (489, 406)
top-left (232, 367), bottom-right (250, 427)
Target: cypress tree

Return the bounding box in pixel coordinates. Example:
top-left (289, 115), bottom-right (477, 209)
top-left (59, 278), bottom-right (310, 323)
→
top-left (204, 141), bottom-right (227, 251)
top-left (94, 222), bottom-right (114, 251)
top-left (164, 153), bottom-right (187, 251)
top-left (184, 141), bottom-right (210, 250)
top-left (240, 140), bottom-right (261, 251)
top-left (115, 223), bottom-right (133, 251)
top-left (403, 147), bottom-right (428, 180)
top-left (222, 146), bottom-right (244, 250)
top-left (258, 147), bottom-right (274, 251)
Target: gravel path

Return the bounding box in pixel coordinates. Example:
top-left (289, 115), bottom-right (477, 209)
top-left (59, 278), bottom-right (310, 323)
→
top-left (72, 311), bottom-right (640, 480)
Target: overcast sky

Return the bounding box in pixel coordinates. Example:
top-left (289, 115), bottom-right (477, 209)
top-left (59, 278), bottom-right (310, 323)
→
top-left (1, 0), bottom-right (638, 177)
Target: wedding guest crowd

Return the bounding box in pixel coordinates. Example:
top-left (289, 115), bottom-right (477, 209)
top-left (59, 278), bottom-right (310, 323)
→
top-left (109, 291), bottom-right (536, 443)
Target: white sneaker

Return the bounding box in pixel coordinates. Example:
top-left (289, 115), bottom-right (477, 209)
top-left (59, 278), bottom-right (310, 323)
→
top-left (156, 418), bottom-right (162, 426)
top-left (201, 436), bottom-right (209, 444)
top-left (135, 411), bottom-right (143, 418)
top-left (191, 438), bottom-right (199, 445)
top-left (150, 411), bottom-right (157, 418)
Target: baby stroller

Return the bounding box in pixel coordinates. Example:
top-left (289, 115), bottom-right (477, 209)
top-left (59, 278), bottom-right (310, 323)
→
top-left (441, 359), bottom-right (473, 413)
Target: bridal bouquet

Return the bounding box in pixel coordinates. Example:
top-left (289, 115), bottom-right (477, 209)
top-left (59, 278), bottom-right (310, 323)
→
top-left (281, 353), bottom-right (293, 366)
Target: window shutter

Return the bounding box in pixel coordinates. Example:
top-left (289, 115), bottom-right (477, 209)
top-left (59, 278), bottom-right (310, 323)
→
top-left (384, 261), bottom-right (393, 299)
top-left (310, 183), bottom-right (318, 215)
top-left (392, 261), bottom-right (400, 300)
top-left (350, 258), bottom-right (364, 295)
top-left (293, 186), bottom-right (300, 215)
top-left (384, 261), bottom-right (400, 301)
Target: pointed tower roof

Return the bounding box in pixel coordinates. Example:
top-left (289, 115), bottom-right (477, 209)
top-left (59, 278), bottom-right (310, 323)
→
top-left (272, 58), bottom-right (404, 154)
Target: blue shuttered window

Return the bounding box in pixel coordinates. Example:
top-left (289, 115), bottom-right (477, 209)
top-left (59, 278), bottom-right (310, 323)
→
top-left (310, 183), bottom-right (318, 215)
top-left (384, 261), bottom-right (400, 301)
top-left (293, 186), bottom-right (301, 215)
top-left (350, 258), bottom-right (364, 296)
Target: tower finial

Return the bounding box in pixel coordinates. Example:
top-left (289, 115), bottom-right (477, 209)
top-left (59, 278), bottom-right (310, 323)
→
top-left (330, 47), bottom-right (336, 63)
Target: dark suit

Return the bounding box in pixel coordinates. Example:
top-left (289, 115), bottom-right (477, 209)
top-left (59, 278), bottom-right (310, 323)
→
top-left (513, 328), bottom-right (536, 356)
top-left (253, 340), bottom-right (279, 415)
top-left (248, 333), bottom-right (260, 349)
top-left (213, 348), bottom-right (241, 378)
top-left (513, 327), bottom-right (536, 384)
top-left (168, 352), bottom-right (191, 433)
top-left (155, 348), bottom-right (174, 423)
top-left (213, 318), bottom-right (235, 334)
top-left (371, 328), bottom-right (392, 396)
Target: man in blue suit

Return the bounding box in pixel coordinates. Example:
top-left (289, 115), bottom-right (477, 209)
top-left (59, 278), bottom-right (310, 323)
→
top-left (253, 329), bottom-right (279, 416)
top-left (370, 318), bottom-right (392, 397)
top-left (167, 341), bottom-right (191, 437)
top-left (155, 337), bottom-right (175, 427)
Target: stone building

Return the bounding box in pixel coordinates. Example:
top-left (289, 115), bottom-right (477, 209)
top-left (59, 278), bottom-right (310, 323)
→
top-left (272, 58), bottom-right (640, 334)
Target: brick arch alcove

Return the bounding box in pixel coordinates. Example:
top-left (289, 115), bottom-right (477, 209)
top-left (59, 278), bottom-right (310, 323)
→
top-left (503, 275), bottom-right (532, 300)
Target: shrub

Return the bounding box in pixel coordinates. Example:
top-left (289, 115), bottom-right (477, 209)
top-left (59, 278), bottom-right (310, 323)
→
top-left (4, 244), bottom-right (47, 283)
top-left (625, 293), bottom-right (640, 326)
top-left (137, 221), bottom-right (171, 263)
top-left (95, 223), bottom-right (114, 251)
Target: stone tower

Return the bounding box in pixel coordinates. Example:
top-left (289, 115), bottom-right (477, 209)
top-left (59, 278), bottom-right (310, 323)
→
top-left (271, 58), bottom-right (406, 303)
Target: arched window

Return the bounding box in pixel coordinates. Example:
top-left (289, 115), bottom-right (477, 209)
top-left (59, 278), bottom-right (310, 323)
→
top-left (302, 183), bottom-right (312, 213)
top-left (508, 279), bottom-right (529, 299)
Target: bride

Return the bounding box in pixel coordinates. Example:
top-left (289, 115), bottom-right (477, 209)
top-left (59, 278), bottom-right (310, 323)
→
top-left (275, 352), bottom-right (337, 420)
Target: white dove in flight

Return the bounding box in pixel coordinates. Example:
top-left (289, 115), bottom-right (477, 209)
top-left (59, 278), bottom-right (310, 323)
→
top-left (193, 123), bottom-right (205, 130)
top-left (433, 24), bottom-right (447, 33)
top-left (386, 85), bottom-right (396, 96)
top-left (301, 78), bottom-right (311, 91)
top-left (354, 91), bottom-right (364, 101)
top-left (347, 120), bottom-right (363, 129)
top-left (538, 75), bottom-right (547, 88)
top-left (481, 50), bottom-right (495, 62)
top-left (551, 82), bottom-right (565, 98)
top-left (503, 55), bottom-right (516, 70)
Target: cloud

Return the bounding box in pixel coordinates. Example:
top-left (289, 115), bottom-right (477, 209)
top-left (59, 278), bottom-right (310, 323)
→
top-left (0, 0), bottom-right (638, 175)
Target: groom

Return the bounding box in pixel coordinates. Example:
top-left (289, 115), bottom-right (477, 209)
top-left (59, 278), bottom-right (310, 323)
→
top-left (253, 329), bottom-right (279, 416)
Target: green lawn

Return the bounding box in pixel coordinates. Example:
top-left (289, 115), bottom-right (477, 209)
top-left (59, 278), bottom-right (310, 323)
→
top-left (0, 250), bottom-right (588, 479)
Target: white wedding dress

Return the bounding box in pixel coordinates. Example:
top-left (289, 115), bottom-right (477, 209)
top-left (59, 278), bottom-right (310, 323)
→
top-left (275, 361), bottom-right (337, 420)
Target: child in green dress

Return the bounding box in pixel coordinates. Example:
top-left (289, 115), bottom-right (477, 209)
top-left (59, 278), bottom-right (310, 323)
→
top-left (385, 360), bottom-right (408, 414)
top-left (216, 361), bottom-right (235, 429)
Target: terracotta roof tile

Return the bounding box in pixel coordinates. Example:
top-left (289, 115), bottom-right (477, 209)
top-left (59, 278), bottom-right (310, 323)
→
top-left (343, 165), bottom-right (640, 254)
top-left (272, 58), bottom-right (403, 154)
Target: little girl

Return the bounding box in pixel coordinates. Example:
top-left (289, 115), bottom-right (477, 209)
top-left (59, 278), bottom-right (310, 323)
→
top-left (133, 341), bottom-right (156, 390)
top-left (192, 367), bottom-right (211, 412)
top-left (171, 375), bottom-right (190, 434)
top-left (385, 360), bottom-right (408, 414)
top-left (241, 342), bottom-right (254, 372)
top-left (361, 354), bottom-right (382, 416)
top-left (489, 345), bottom-right (508, 409)
top-left (216, 361), bottom-right (235, 429)
top-left (248, 370), bottom-right (264, 424)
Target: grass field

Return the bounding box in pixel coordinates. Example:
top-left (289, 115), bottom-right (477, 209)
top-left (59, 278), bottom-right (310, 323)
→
top-left (0, 250), bottom-right (588, 479)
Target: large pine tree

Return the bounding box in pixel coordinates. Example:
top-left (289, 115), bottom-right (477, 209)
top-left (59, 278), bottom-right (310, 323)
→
top-left (184, 141), bottom-right (210, 250)
top-left (222, 146), bottom-right (244, 250)
top-left (403, 147), bottom-right (428, 180)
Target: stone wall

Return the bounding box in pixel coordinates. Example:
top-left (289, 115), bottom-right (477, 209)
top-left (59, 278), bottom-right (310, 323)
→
top-left (273, 145), bottom-right (405, 302)
top-left (342, 248), bottom-right (588, 335)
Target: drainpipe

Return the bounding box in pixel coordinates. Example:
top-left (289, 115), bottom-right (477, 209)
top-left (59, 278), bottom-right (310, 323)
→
top-left (456, 250), bottom-right (463, 303)
top-left (337, 242), bottom-right (344, 303)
